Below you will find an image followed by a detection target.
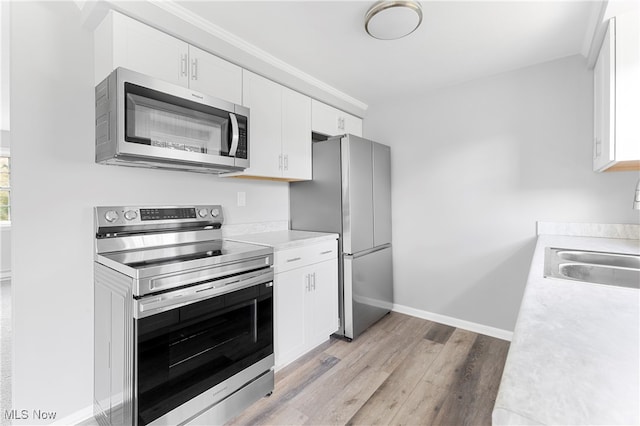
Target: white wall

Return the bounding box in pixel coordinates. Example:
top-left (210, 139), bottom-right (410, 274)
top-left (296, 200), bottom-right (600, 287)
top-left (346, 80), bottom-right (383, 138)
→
top-left (0, 1), bottom-right (10, 130)
top-left (0, 227), bottom-right (9, 280)
top-left (365, 55), bottom-right (640, 334)
top-left (0, 131), bottom-right (9, 280)
top-left (1, 1), bottom-right (10, 280)
top-left (10, 2), bottom-right (288, 422)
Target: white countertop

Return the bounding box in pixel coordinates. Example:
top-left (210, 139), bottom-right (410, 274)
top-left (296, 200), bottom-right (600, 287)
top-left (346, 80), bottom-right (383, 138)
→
top-left (227, 230), bottom-right (338, 251)
top-left (493, 234), bottom-right (640, 425)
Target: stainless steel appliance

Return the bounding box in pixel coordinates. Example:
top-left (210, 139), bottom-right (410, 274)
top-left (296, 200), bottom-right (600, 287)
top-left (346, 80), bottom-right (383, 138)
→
top-left (290, 134), bottom-right (393, 340)
top-left (95, 68), bottom-right (249, 174)
top-left (93, 205), bottom-right (274, 425)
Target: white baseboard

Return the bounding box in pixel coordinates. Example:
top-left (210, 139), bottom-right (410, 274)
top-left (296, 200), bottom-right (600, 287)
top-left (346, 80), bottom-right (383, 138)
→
top-left (393, 303), bottom-right (513, 342)
top-left (51, 405), bottom-right (93, 425)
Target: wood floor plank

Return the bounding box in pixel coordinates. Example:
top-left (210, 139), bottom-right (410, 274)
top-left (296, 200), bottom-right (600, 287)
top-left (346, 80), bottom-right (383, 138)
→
top-left (431, 334), bottom-right (510, 425)
top-left (424, 322), bottom-right (456, 344)
top-left (225, 313), bottom-right (510, 426)
top-left (289, 322), bottom-right (420, 421)
top-left (227, 353), bottom-right (340, 425)
top-left (258, 405), bottom-right (309, 426)
top-left (385, 380), bottom-right (449, 425)
top-left (346, 338), bottom-right (444, 425)
top-left (303, 366), bottom-right (389, 425)
top-left (385, 329), bottom-right (478, 425)
top-left (324, 314), bottom-right (401, 360)
top-left (421, 328), bottom-right (478, 390)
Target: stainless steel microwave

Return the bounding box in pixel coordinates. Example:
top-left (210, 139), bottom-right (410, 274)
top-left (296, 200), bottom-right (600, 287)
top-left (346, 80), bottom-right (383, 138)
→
top-left (95, 67), bottom-right (249, 174)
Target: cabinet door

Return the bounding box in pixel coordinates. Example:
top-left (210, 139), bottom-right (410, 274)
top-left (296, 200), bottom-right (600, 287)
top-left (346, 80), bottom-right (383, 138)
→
top-left (307, 259), bottom-right (339, 344)
top-left (311, 99), bottom-right (339, 136)
top-left (312, 100), bottom-right (363, 138)
top-left (282, 88), bottom-right (312, 180)
top-left (344, 113), bottom-right (363, 137)
top-left (593, 19), bottom-right (616, 172)
top-left (242, 70), bottom-right (283, 178)
top-left (188, 45), bottom-right (242, 104)
top-left (613, 13), bottom-right (640, 162)
top-left (275, 268), bottom-right (307, 368)
top-left (110, 11), bottom-right (189, 87)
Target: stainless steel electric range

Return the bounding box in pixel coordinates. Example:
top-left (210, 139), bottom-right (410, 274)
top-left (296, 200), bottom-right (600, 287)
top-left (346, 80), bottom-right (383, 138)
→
top-left (93, 205), bottom-right (274, 426)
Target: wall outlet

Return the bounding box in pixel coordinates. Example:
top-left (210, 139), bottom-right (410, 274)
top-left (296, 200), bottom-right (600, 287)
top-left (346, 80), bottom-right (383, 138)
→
top-left (237, 191), bottom-right (246, 207)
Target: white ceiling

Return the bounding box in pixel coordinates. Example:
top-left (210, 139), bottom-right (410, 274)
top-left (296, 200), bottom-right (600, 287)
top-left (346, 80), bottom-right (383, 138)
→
top-left (177, 1), bottom-right (600, 107)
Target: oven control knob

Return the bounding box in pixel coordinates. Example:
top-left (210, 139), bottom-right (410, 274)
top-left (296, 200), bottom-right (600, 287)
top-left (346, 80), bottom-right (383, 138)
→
top-left (104, 210), bottom-right (119, 223)
top-left (198, 208), bottom-right (209, 218)
top-left (210, 208), bottom-right (220, 218)
top-left (124, 210), bottom-right (138, 221)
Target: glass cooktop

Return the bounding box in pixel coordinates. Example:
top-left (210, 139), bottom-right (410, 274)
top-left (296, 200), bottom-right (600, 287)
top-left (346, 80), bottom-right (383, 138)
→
top-left (102, 239), bottom-right (267, 270)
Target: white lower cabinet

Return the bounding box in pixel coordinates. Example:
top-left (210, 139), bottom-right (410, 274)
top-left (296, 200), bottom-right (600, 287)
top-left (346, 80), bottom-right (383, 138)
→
top-left (275, 267), bottom-right (307, 366)
top-left (306, 259), bottom-right (340, 344)
top-left (274, 240), bottom-right (338, 369)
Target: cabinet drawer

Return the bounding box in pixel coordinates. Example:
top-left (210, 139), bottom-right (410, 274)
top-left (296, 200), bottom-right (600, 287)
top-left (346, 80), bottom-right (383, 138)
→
top-left (274, 240), bottom-right (337, 274)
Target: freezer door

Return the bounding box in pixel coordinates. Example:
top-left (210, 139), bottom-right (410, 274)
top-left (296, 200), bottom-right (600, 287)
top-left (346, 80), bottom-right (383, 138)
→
top-left (373, 142), bottom-right (392, 246)
top-left (343, 245), bottom-right (393, 339)
top-left (342, 135), bottom-right (374, 254)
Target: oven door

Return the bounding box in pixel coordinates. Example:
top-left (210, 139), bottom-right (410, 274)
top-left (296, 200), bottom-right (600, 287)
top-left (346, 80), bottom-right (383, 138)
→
top-left (134, 270), bottom-right (273, 425)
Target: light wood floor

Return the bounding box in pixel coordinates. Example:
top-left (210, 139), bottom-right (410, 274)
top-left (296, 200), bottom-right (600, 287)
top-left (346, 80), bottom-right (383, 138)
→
top-left (227, 312), bottom-right (510, 426)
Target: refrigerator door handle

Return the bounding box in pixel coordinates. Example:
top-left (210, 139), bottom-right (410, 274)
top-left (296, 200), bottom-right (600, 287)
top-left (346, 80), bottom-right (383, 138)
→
top-left (344, 243), bottom-right (391, 259)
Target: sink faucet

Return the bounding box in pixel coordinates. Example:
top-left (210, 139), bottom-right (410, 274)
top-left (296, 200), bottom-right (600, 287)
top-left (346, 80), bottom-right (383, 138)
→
top-left (634, 178), bottom-right (640, 210)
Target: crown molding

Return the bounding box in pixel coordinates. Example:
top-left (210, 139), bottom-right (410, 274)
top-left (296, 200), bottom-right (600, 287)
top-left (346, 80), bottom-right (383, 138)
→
top-left (151, 0), bottom-right (368, 114)
top-left (584, 1), bottom-right (608, 68)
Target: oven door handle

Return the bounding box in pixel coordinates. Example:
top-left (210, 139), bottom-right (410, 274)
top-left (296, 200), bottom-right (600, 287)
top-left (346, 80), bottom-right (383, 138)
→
top-left (135, 268), bottom-right (273, 319)
top-left (142, 255), bottom-right (272, 296)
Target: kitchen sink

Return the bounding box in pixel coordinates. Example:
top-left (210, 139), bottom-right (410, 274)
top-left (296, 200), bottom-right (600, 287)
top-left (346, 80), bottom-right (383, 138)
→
top-left (555, 249), bottom-right (640, 269)
top-left (544, 247), bottom-right (640, 289)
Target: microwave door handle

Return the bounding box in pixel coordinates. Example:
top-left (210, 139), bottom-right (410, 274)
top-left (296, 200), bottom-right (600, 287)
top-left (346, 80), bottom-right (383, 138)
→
top-left (229, 113), bottom-right (239, 157)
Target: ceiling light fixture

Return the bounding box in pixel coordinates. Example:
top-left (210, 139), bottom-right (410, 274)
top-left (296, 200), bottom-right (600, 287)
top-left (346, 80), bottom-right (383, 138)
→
top-left (365, 0), bottom-right (423, 40)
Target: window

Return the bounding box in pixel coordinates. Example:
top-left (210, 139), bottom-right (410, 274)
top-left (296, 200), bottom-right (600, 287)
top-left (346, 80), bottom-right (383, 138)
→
top-left (0, 156), bottom-right (9, 222)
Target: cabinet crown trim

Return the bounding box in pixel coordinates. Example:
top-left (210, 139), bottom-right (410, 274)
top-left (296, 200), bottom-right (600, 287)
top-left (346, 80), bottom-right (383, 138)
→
top-left (148, 0), bottom-right (368, 115)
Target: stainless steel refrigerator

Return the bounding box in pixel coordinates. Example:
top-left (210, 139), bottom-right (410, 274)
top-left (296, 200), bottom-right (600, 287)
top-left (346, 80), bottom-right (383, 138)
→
top-left (290, 134), bottom-right (393, 340)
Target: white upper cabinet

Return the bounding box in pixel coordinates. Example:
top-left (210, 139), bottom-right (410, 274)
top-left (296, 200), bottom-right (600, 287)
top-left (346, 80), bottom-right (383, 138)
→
top-left (231, 70), bottom-right (311, 181)
top-left (593, 20), bottom-right (615, 172)
top-left (94, 11), bottom-right (242, 105)
top-left (311, 99), bottom-right (363, 137)
top-left (282, 88), bottom-right (312, 180)
top-left (593, 14), bottom-right (640, 172)
top-left (187, 45), bottom-right (242, 105)
top-left (95, 10), bottom-right (189, 87)
top-left (241, 70), bottom-right (283, 178)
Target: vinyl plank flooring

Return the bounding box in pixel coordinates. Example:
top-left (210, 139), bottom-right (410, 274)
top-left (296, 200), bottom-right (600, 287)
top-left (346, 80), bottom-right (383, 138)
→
top-left (346, 338), bottom-right (444, 425)
top-left (424, 322), bottom-right (456, 344)
top-left (421, 328), bottom-right (479, 390)
top-left (290, 357), bottom-right (383, 421)
top-left (226, 312), bottom-right (510, 426)
top-left (303, 365), bottom-right (388, 425)
top-left (228, 351), bottom-right (339, 425)
top-left (386, 328), bottom-right (479, 425)
top-left (431, 334), bottom-right (510, 425)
